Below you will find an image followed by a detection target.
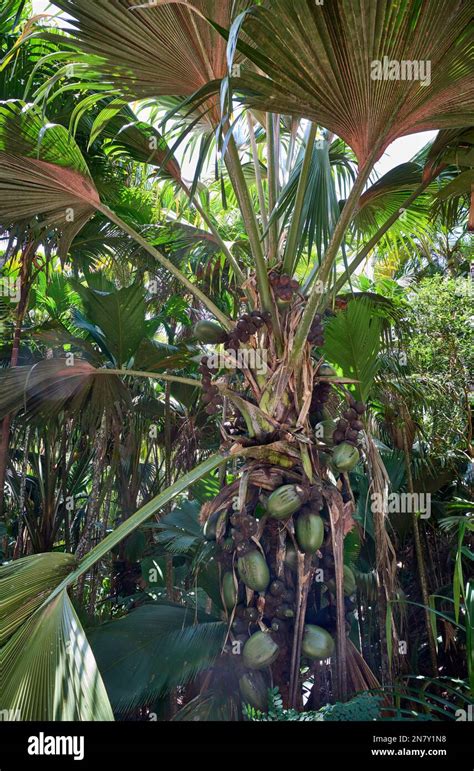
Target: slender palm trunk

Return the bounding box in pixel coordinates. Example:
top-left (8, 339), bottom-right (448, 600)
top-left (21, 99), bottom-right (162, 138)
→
top-left (402, 425), bottom-right (438, 676)
top-left (76, 413), bottom-right (107, 602)
top-left (0, 242), bottom-right (33, 524)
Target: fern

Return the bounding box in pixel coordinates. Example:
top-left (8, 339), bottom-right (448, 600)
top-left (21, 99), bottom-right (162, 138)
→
top-left (244, 688), bottom-right (384, 721)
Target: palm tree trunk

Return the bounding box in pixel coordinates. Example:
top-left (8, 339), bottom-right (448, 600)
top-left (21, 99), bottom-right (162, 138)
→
top-left (76, 413), bottom-right (107, 601)
top-left (0, 241), bottom-right (33, 523)
top-left (13, 425), bottom-right (31, 559)
top-left (401, 425), bottom-right (438, 676)
top-left (164, 381), bottom-right (175, 603)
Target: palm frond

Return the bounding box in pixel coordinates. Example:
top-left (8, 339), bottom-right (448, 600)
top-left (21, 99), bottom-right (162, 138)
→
top-left (323, 299), bottom-right (382, 402)
top-left (50, 0), bottom-right (249, 128)
top-left (229, 0), bottom-right (474, 165)
top-left (0, 100), bottom-right (99, 260)
top-left (88, 602), bottom-right (226, 714)
top-left (0, 554), bottom-right (114, 721)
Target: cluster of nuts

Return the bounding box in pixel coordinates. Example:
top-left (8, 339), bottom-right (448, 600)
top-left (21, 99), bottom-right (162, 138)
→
top-left (332, 394), bottom-right (366, 446)
top-left (299, 491), bottom-right (324, 518)
top-left (230, 511), bottom-right (259, 555)
top-left (199, 355), bottom-right (222, 415)
top-left (224, 310), bottom-right (270, 352)
top-left (310, 380), bottom-right (332, 414)
top-left (265, 579), bottom-right (296, 630)
top-left (269, 271), bottom-right (300, 302)
top-left (307, 313), bottom-right (325, 346)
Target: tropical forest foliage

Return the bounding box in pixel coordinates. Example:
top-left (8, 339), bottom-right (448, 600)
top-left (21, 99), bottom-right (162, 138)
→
top-left (0, 0), bottom-right (472, 723)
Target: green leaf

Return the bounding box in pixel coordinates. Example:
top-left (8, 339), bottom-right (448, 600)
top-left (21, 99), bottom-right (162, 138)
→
top-left (156, 500), bottom-right (204, 556)
top-left (0, 358), bottom-right (130, 424)
top-left (51, 0), bottom-right (243, 129)
top-left (229, 0), bottom-right (474, 165)
top-left (0, 552), bottom-right (76, 645)
top-left (0, 100), bottom-right (99, 261)
top-left (437, 169), bottom-right (474, 200)
top-left (72, 281), bottom-right (148, 367)
top-left (323, 299), bottom-right (382, 401)
top-left (88, 603), bottom-right (226, 714)
top-left (0, 555), bottom-right (113, 721)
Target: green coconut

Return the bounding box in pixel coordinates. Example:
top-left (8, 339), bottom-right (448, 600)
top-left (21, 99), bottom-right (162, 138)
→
top-left (301, 624), bottom-right (335, 660)
top-left (242, 631), bottom-right (280, 670)
top-left (295, 512), bottom-right (324, 554)
top-left (237, 550), bottom-right (270, 592)
top-left (193, 319), bottom-right (228, 344)
top-left (332, 442), bottom-right (360, 472)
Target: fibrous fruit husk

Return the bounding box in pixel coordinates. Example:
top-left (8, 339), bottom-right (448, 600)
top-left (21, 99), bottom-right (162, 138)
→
top-left (242, 631), bottom-right (280, 670)
top-left (237, 550), bottom-right (270, 592)
top-left (222, 571), bottom-right (238, 610)
top-left (238, 671), bottom-right (268, 711)
top-left (318, 363), bottom-right (336, 377)
top-left (301, 624), bottom-right (335, 660)
top-left (193, 319), bottom-right (228, 344)
top-left (267, 484), bottom-right (304, 519)
top-left (326, 564), bottom-right (357, 597)
top-left (332, 442), bottom-right (360, 472)
top-left (295, 512), bottom-right (324, 554)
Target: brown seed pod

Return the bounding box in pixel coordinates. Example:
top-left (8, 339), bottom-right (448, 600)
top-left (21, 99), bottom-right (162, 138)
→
top-left (343, 408), bottom-right (358, 422)
top-left (269, 579), bottom-right (286, 596)
top-left (345, 429), bottom-right (359, 443)
top-left (355, 401), bottom-right (366, 414)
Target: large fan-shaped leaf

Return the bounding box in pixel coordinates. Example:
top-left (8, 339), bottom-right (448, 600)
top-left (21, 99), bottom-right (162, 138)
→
top-left (52, 0), bottom-right (250, 128)
top-left (0, 453), bottom-right (231, 720)
top-left (0, 554), bottom-right (114, 721)
top-left (0, 358), bottom-right (130, 423)
top-left (89, 602), bottom-right (226, 714)
top-left (0, 100), bottom-right (99, 260)
top-left (353, 162), bottom-right (432, 237)
top-left (0, 100), bottom-right (230, 325)
top-left (0, 552), bottom-right (75, 645)
top-left (230, 0), bottom-right (474, 165)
